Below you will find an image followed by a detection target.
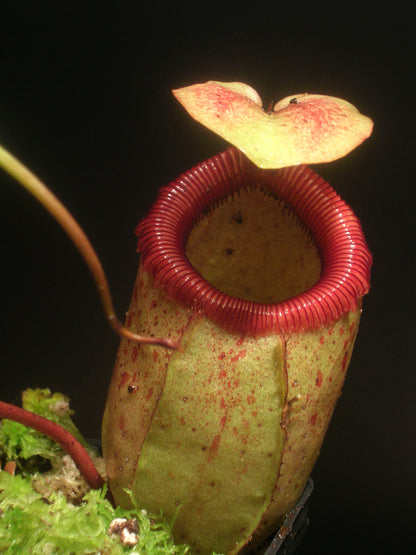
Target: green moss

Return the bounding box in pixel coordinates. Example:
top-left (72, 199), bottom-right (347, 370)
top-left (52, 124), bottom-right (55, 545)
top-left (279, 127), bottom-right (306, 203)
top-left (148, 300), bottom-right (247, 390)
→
top-left (20, 388), bottom-right (87, 445)
top-left (0, 473), bottom-right (191, 554)
top-left (0, 389), bottom-right (86, 476)
top-left (0, 389), bottom-right (202, 554)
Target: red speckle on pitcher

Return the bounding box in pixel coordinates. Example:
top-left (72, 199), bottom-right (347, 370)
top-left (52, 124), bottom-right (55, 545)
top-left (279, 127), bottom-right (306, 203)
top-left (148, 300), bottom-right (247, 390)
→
top-left (119, 416), bottom-right (125, 430)
top-left (231, 350), bottom-right (247, 363)
top-left (146, 387), bottom-right (154, 401)
top-left (208, 434), bottom-right (221, 461)
top-left (126, 311), bottom-right (134, 328)
top-left (315, 370), bottom-right (323, 388)
top-left (131, 346), bottom-right (138, 363)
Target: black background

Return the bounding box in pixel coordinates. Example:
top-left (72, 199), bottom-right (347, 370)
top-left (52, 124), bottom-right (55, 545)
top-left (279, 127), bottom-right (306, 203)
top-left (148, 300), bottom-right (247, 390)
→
top-left (0, 3), bottom-right (414, 554)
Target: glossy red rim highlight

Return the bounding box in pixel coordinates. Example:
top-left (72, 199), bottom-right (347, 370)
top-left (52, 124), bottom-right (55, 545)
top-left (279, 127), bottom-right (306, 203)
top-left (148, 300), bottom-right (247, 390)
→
top-left (136, 147), bottom-right (372, 334)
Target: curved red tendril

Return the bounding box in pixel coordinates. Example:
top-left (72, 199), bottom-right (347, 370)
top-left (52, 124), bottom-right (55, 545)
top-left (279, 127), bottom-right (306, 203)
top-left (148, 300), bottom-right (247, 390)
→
top-left (0, 401), bottom-right (104, 490)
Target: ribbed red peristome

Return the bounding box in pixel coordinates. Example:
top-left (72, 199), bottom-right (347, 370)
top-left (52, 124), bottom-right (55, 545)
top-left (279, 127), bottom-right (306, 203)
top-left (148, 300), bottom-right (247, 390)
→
top-left (136, 147), bottom-right (372, 335)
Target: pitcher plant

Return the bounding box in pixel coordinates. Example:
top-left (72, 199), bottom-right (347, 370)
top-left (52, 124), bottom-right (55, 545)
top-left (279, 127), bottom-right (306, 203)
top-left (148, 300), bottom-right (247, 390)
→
top-left (0, 81), bottom-right (373, 554)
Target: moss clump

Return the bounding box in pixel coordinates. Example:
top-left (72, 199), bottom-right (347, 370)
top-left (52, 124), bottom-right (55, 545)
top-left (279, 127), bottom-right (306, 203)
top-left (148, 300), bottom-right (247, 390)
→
top-left (0, 389), bottom-right (195, 554)
top-left (0, 389), bottom-right (87, 472)
top-left (0, 474), bottom-right (190, 554)
top-left (0, 388), bottom-right (104, 503)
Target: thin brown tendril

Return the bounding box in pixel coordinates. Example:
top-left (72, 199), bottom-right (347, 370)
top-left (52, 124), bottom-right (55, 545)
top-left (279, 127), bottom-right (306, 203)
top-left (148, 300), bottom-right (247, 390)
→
top-left (0, 144), bottom-right (178, 350)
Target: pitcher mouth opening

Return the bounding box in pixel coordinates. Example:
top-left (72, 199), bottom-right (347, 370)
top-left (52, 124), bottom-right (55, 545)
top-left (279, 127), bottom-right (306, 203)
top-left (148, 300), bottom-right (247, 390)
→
top-left (136, 147), bottom-right (372, 335)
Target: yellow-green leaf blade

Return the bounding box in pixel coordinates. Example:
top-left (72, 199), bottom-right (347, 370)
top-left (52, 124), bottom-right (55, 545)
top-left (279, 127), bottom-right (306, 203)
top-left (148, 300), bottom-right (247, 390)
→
top-left (173, 81), bottom-right (373, 169)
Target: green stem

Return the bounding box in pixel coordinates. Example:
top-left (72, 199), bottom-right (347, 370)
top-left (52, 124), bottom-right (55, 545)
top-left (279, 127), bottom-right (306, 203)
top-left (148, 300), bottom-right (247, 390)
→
top-left (0, 144), bottom-right (178, 350)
